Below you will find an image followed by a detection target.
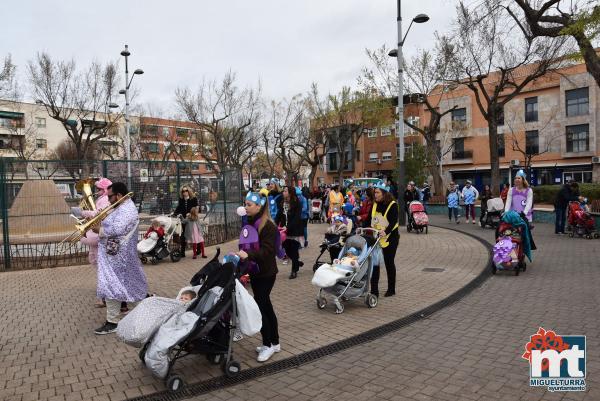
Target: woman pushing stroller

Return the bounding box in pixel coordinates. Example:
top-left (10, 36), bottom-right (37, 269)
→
top-left (504, 169), bottom-right (537, 251)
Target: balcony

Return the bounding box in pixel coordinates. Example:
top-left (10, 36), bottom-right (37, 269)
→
top-left (451, 150), bottom-right (473, 160)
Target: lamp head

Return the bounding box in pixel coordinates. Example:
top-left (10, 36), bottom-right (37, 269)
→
top-left (388, 49), bottom-right (398, 58)
top-left (134, 69), bottom-right (144, 75)
top-left (120, 45), bottom-right (130, 57)
top-left (108, 103), bottom-right (119, 109)
top-left (413, 14), bottom-right (430, 23)
top-left (119, 89), bottom-right (126, 95)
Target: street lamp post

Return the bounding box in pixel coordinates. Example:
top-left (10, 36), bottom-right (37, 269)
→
top-left (388, 1), bottom-right (429, 225)
top-left (120, 44), bottom-right (144, 190)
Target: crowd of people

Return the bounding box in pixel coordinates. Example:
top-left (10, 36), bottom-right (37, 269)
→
top-left (78, 169), bottom-right (590, 366)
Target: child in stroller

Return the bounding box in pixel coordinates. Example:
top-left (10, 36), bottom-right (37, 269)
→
top-left (137, 216), bottom-right (183, 265)
top-left (312, 215), bottom-right (352, 272)
top-left (312, 229), bottom-right (382, 314)
top-left (407, 200), bottom-right (429, 234)
top-left (492, 211), bottom-right (532, 275)
top-left (567, 200), bottom-right (599, 239)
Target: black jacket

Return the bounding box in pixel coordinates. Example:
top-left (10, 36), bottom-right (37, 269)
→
top-left (174, 196), bottom-right (199, 217)
top-left (246, 219), bottom-right (278, 278)
top-left (404, 189), bottom-right (420, 205)
top-left (276, 200), bottom-right (304, 237)
top-left (366, 200), bottom-right (400, 240)
top-left (554, 185), bottom-right (579, 208)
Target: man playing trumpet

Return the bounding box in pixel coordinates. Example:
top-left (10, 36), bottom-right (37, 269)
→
top-left (92, 182), bottom-right (148, 335)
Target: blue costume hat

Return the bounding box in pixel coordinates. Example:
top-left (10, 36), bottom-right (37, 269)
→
top-left (333, 215), bottom-right (344, 222)
top-left (515, 169), bottom-right (526, 179)
top-left (269, 178), bottom-right (280, 185)
top-left (245, 191), bottom-right (266, 206)
top-left (295, 187), bottom-right (302, 196)
top-left (347, 247), bottom-right (359, 256)
top-left (373, 182), bottom-right (390, 192)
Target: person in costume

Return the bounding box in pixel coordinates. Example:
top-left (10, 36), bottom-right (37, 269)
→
top-left (173, 186), bottom-right (199, 257)
top-left (367, 183), bottom-right (399, 298)
top-left (328, 184), bottom-right (344, 219)
top-left (92, 182), bottom-right (148, 335)
top-left (276, 187), bottom-right (304, 279)
top-left (504, 169), bottom-right (537, 250)
top-left (236, 191), bottom-right (281, 363)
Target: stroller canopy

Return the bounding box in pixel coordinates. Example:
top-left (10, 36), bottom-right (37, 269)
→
top-left (487, 198), bottom-right (504, 213)
top-left (409, 201), bottom-right (425, 213)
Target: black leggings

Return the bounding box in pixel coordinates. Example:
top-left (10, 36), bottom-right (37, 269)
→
top-left (250, 275), bottom-right (279, 347)
top-left (370, 235), bottom-right (399, 295)
top-left (283, 239), bottom-right (301, 273)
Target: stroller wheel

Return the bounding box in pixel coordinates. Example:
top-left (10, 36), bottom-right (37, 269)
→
top-left (316, 297), bottom-right (327, 309)
top-left (207, 353), bottom-right (223, 365)
top-left (166, 374), bottom-right (184, 392)
top-left (140, 256), bottom-right (148, 264)
top-left (594, 233), bottom-right (600, 239)
top-left (334, 301), bottom-right (344, 314)
top-left (568, 232), bottom-right (574, 238)
top-left (170, 251), bottom-right (182, 262)
top-left (224, 360), bottom-right (241, 378)
top-left (150, 257), bottom-right (159, 265)
top-left (586, 234), bottom-right (593, 240)
top-left (365, 294), bottom-right (378, 308)
top-left (491, 265), bottom-right (497, 275)
top-left (425, 226), bottom-right (428, 234)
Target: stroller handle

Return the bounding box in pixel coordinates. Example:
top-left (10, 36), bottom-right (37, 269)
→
top-left (356, 227), bottom-right (383, 238)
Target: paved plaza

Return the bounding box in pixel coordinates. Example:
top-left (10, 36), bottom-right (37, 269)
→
top-left (0, 221), bottom-right (487, 401)
top-left (188, 216), bottom-right (600, 401)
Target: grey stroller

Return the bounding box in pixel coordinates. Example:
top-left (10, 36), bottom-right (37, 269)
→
top-left (313, 228), bottom-right (382, 314)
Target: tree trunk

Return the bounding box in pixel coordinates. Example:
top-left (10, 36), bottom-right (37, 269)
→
top-left (488, 121), bottom-right (501, 195)
top-left (429, 165), bottom-right (443, 196)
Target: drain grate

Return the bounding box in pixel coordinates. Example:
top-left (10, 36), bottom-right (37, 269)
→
top-left (422, 267), bottom-right (446, 272)
top-left (129, 225), bottom-right (492, 401)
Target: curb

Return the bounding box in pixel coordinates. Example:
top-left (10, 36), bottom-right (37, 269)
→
top-left (129, 225), bottom-right (493, 401)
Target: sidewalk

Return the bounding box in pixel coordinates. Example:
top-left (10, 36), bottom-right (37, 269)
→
top-left (0, 222), bottom-right (489, 401)
top-left (187, 216), bottom-right (599, 401)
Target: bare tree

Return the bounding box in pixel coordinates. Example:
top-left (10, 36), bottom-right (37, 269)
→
top-left (0, 55), bottom-right (18, 106)
top-left (506, 0), bottom-right (600, 88)
top-left (175, 71), bottom-right (261, 174)
top-left (28, 53), bottom-right (122, 177)
top-left (446, 1), bottom-right (572, 193)
top-left (308, 84), bottom-right (388, 185)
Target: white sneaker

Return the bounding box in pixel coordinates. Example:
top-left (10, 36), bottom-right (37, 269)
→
top-left (257, 346), bottom-right (276, 362)
top-left (232, 329), bottom-right (243, 342)
top-left (256, 344), bottom-right (281, 353)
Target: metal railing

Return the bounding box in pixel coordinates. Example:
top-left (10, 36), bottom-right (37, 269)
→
top-left (0, 158), bottom-right (242, 271)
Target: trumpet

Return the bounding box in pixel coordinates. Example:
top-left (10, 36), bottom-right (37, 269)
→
top-left (75, 178), bottom-right (97, 212)
top-left (61, 192), bottom-right (134, 244)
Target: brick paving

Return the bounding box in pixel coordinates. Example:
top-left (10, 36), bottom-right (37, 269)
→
top-left (0, 221), bottom-right (486, 401)
top-left (188, 216), bottom-right (600, 401)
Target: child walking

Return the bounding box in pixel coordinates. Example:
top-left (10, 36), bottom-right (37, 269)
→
top-left (184, 207), bottom-right (206, 259)
top-left (447, 186), bottom-right (460, 224)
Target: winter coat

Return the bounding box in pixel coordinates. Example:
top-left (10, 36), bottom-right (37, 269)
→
top-left (174, 196), bottom-right (199, 217)
top-left (276, 200), bottom-right (304, 237)
top-left (554, 185), bottom-right (580, 208)
top-left (182, 218), bottom-right (205, 243)
top-left (246, 218), bottom-right (278, 278)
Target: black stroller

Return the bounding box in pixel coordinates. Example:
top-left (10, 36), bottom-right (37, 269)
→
top-left (139, 249), bottom-right (243, 392)
top-left (480, 198), bottom-right (504, 229)
top-left (313, 233), bottom-right (346, 272)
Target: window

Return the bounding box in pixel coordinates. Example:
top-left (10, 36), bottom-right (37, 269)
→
top-left (525, 130), bottom-right (539, 154)
top-left (451, 138), bottom-right (472, 159)
top-left (141, 125), bottom-right (159, 136)
top-left (563, 171), bottom-right (592, 184)
top-left (380, 126), bottom-right (392, 136)
top-left (382, 151), bottom-right (392, 161)
top-left (36, 139), bottom-right (47, 149)
top-left (497, 134), bottom-right (505, 157)
top-left (406, 116), bottom-right (420, 136)
top-left (369, 152), bottom-right (378, 162)
top-left (364, 128), bottom-right (377, 138)
top-left (179, 145), bottom-right (190, 154)
top-left (396, 143), bottom-right (400, 159)
top-left (176, 128), bottom-right (189, 137)
top-left (566, 87), bottom-right (589, 117)
top-left (328, 152), bottom-right (337, 171)
top-left (453, 137), bottom-right (464, 152)
top-left (146, 143), bottom-right (159, 153)
top-left (206, 163), bottom-right (213, 171)
top-left (162, 127), bottom-right (170, 136)
top-left (356, 149), bottom-right (361, 161)
top-left (566, 124), bottom-right (589, 152)
top-left (496, 106), bottom-right (504, 126)
top-left (35, 117), bottom-right (46, 128)
top-left (451, 108), bottom-right (467, 130)
top-left (525, 97), bottom-right (538, 122)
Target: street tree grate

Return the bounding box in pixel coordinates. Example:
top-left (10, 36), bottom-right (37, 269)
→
top-left (129, 225), bottom-right (492, 401)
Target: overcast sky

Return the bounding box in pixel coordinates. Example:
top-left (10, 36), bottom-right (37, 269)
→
top-left (2, 0), bottom-right (460, 115)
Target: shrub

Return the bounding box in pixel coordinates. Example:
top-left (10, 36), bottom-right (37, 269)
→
top-left (533, 183), bottom-right (600, 204)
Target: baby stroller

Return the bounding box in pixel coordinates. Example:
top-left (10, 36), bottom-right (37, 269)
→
top-left (481, 198), bottom-right (504, 229)
top-left (407, 201), bottom-right (429, 234)
top-left (313, 228), bottom-right (382, 314)
top-left (139, 251), bottom-right (244, 392)
top-left (492, 220), bottom-right (527, 275)
top-left (567, 201), bottom-right (599, 239)
top-left (312, 233), bottom-right (346, 272)
top-left (138, 216), bottom-right (183, 265)
top-left (310, 199), bottom-right (324, 223)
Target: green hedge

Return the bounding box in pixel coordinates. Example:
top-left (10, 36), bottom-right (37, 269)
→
top-left (533, 184), bottom-right (600, 204)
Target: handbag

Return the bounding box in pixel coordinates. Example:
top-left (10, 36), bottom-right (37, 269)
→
top-left (106, 223), bottom-right (139, 256)
top-left (234, 279), bottom-right (262, 336)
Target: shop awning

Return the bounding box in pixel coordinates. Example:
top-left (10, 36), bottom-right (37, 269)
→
top-left (0, 111), bottom-right (24, 119)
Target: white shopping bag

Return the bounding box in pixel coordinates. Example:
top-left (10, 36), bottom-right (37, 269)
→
top-left (234, 279), bottom-right (262, 336)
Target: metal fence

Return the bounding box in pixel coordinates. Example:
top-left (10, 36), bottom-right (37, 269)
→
top-left (0, 158), bottom-right (242, 271)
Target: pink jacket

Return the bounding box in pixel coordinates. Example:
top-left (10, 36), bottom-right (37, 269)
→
top-left (79, 195), bottom-right (110, 265)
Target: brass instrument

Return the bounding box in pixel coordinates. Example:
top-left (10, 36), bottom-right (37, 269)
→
top-left (75, 178), bottom-right (97, 212)
top-left (61, 192), bottom-right (134, 244)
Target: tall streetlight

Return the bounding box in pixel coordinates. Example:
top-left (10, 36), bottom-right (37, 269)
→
top-left (388, 2), bottom-right (429, 225)
top-left (119, 44), bottom-right (144, 190)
